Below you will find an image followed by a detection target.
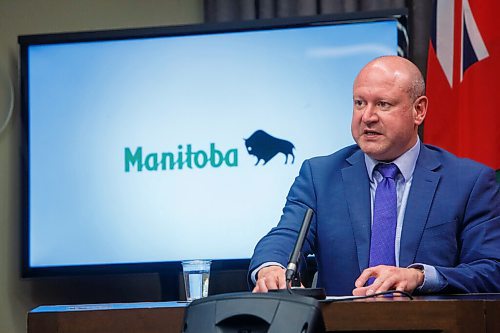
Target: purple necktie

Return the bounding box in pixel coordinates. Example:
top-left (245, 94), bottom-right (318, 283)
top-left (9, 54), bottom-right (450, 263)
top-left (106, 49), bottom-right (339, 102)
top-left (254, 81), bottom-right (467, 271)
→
top-left (367, 163), bottom-right (399, 285)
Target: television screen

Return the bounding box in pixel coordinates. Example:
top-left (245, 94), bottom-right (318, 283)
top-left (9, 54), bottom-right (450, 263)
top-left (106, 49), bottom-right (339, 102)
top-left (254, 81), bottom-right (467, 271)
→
top-left (20, 12), bottom-right (406, 276)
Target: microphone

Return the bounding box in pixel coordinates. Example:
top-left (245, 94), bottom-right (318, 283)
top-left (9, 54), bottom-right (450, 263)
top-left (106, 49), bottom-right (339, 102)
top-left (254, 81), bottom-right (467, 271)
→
top-left (286, 208), bottom-right (314, 283)
top-left (282, 208), bottom-right (326, 300)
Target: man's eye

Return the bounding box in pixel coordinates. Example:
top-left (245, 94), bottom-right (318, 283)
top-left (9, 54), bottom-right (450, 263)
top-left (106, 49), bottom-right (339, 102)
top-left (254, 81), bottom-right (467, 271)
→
top-left (378, 101), bottom-right (391, 109)
top-left (354, 99), bottom-right (365, 107)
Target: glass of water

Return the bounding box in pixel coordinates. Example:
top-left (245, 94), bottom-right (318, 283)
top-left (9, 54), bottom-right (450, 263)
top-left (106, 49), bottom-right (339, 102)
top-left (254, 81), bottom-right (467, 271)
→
top-left (182, 259), bottom-right (211, 301)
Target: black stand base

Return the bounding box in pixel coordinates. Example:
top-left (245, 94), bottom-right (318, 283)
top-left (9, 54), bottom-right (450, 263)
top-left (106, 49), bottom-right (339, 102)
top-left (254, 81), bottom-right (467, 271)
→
top-left (270, 287), bottom-right (326, 300)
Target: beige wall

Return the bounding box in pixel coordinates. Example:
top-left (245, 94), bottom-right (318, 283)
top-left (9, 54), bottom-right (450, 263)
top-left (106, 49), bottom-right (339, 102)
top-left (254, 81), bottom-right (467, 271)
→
top-left (0, 1), bottom-right (203, 332)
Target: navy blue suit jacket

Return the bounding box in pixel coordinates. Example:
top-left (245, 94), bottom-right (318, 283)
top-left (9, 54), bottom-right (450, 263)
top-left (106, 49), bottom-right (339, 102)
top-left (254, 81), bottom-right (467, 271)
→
top-left (249, 144), bottom-right (500, 295)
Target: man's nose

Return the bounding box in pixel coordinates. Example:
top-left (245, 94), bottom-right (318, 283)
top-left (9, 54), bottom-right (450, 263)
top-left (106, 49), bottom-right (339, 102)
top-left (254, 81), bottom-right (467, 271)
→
top-left (361, 104), bottom-right (378, 123)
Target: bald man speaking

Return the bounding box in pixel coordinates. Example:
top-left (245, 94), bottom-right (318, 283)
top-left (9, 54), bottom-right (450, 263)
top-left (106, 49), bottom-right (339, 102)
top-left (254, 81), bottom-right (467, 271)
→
top-left (249, 56), bottom-right (500, 296)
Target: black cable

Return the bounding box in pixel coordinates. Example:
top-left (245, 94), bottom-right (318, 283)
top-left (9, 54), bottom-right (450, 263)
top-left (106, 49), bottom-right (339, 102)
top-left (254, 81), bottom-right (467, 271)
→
top-left (286, 280), bottom-right (293, 294)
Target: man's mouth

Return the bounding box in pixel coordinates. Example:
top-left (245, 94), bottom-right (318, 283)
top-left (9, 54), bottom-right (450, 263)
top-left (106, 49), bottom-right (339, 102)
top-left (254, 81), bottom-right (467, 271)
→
top-left (363, 130), bottom-right (381, 136)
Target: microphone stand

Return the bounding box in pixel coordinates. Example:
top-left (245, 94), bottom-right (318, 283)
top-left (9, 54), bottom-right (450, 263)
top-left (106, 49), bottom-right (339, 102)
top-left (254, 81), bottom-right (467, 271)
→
top-left (284, 208), bottom-right (326, 300)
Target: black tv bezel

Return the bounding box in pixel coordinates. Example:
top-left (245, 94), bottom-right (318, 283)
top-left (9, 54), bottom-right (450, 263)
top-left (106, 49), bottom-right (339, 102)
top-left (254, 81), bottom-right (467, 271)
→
top-left (20, 9), bottom-right (408, 279)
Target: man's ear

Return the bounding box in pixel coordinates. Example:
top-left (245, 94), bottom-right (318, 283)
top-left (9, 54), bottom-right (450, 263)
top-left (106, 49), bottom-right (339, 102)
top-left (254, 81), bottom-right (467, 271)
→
top-left (413, 96), bottom-right (428, 126)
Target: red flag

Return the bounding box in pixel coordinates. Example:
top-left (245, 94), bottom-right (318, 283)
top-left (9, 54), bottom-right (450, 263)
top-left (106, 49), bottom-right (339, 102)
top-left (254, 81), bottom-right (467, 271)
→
top-left (425, 0), bottom-right (500, 170)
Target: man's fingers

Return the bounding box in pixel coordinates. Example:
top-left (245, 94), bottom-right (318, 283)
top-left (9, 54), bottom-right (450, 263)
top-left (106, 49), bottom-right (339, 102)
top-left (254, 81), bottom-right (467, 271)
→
top-left (354, 266), bottom-right (424, 296)
top-left (253, 266), bottom-right (286, 293)
top-left (266, 276), bottom-right (280, 290)
top-left (367, 276), bottom-right (386, 294)
top-left (352, 286), bottom-right (370, 296)
top-left (258, 276), bottom-right (279, 292)
top-left (394, 284), bottom-right (406, 295)
top-left (253, 277), bottom-right (269, 293)
top-left (277, 272), bottom-right (287, 289)
top-left (375, 275), bottom-right (398, 293)
top-left (355, 267), bottom-right (375, 287)
top-left (356, 266), bottom-right (387, 294)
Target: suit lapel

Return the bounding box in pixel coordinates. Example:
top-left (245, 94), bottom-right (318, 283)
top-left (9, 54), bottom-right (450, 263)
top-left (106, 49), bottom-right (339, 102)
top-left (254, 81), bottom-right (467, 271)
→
top-left (399, 144), bottom-right (441, 267)
top-left (342, 150), bottom-right (371, 272)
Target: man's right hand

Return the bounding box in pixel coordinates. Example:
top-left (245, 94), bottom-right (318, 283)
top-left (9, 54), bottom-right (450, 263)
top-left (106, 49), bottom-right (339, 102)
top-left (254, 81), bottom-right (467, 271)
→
top-left (252, 265), bottom-right (286, 293)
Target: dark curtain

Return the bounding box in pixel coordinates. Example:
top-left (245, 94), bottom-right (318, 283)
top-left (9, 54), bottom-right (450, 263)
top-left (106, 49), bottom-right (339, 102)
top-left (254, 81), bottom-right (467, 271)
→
top-left (204, 0), bottom-right (433, 75)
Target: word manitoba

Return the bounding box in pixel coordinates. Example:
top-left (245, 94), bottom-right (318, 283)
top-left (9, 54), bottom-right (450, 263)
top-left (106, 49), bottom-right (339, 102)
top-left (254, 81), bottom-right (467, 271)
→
top-left (125, 144), bottom-right (238, 172)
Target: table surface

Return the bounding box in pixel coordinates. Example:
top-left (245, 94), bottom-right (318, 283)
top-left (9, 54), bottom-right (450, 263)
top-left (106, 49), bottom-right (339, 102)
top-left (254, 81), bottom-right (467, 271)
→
top-left (28, 293), bottom-right (500, 333)
top-left (30, 292), bottom-right (500, 312)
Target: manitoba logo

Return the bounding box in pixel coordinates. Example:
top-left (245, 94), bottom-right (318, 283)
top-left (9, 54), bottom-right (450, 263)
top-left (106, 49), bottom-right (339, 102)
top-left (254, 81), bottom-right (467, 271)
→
top-left (124, 144), bottom-right (237, 172)
top-left (244, 130), bottom-right (295, 165)
top-left (124, 130), bottom-right (295, 172)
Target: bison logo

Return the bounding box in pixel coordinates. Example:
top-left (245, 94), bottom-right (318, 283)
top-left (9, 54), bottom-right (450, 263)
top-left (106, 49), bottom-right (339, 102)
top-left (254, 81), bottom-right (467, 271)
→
top-left (244, 130), bottom-right (295, 165)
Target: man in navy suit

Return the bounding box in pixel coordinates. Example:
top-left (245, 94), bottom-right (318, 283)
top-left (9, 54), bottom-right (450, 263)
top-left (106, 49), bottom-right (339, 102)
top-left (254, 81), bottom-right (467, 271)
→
top-left (249, 56), bottom-right (500, 296)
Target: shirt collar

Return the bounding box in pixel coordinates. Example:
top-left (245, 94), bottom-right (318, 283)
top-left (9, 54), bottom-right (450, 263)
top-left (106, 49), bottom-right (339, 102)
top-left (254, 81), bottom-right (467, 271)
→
top-left (365, 138), bottom-right (421, 183)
